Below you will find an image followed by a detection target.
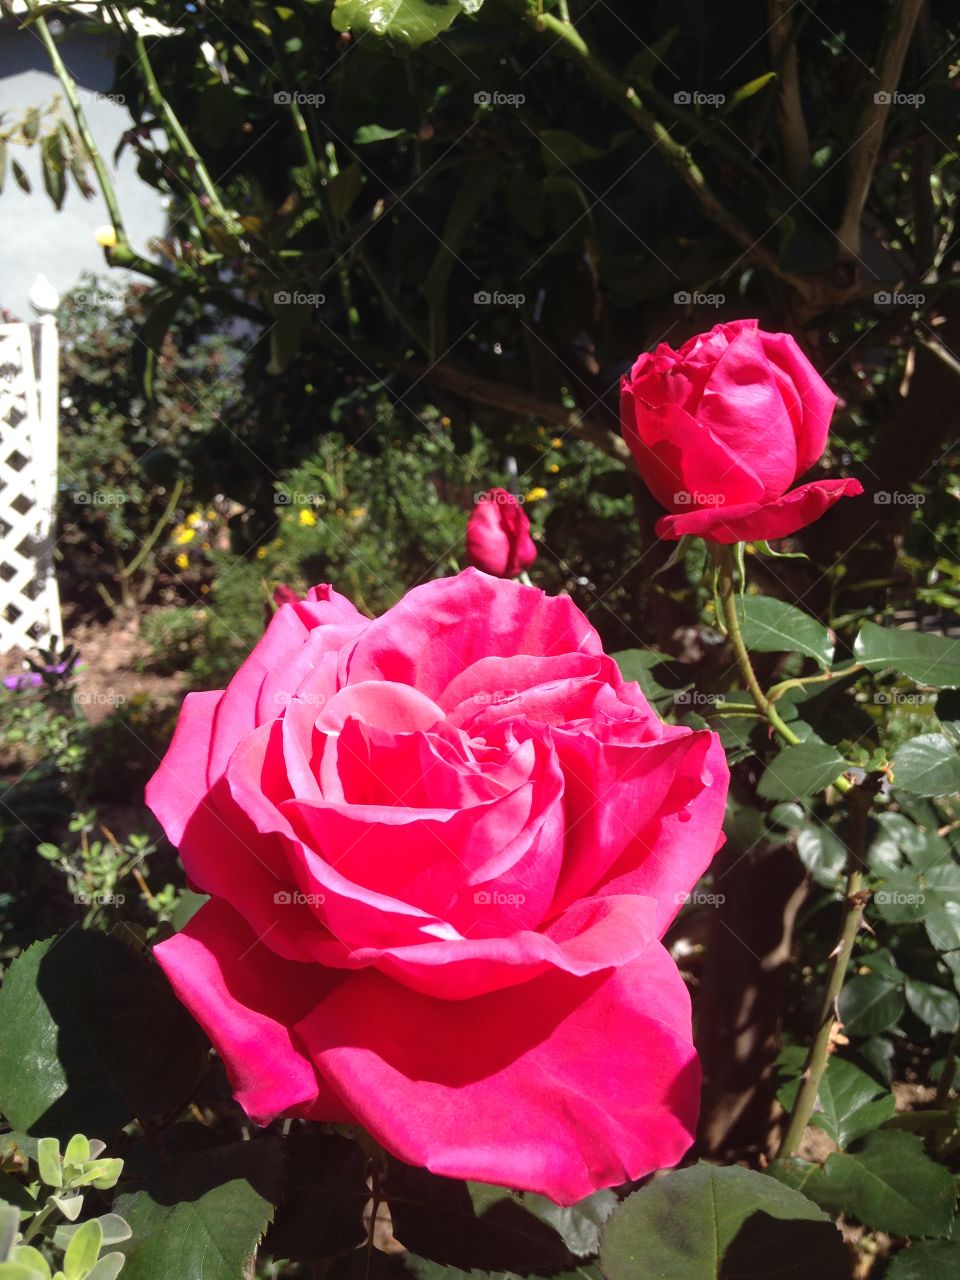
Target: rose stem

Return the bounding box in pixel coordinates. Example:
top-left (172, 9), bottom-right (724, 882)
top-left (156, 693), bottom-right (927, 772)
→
top-left (777, 779), bottom-right (877, 1157)
top-left (714, 544), bottom-right (852, 794)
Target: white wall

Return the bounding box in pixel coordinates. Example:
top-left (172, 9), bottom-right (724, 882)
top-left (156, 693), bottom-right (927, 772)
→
top-left (0, 23), bottom-right (168, 318)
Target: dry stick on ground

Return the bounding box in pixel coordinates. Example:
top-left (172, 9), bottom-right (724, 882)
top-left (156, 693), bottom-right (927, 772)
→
top-left (767, 0), bottom-right (811, 186)
top-left (835, 0), bottom-right (926, 264)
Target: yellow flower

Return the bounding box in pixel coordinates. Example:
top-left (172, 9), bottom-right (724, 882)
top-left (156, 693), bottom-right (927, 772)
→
top-left (94, 224), bottom-right (117, 249)
top-left (525, 486), bottom-right (548, 503)
top-left (175, 527), bottom-right (196, 545)
top-left (175, 552), bottom-right (189, 570)
top-left (550, 437), bottom-right (563, 448)
top-left (256, 546), bottom-right (267, 560)
top-left (440, 416), bottom-right (451, 427)
top-left (349, 506), bottom-right (367, 519)
top-left (299, 509), bottom-right (317, 527)
top-left (548, 463), bottom-right (560, 474)
top-left (186, 512), bottom-right (201, 528)
top-left (206, 509), bottom-right (217, 520)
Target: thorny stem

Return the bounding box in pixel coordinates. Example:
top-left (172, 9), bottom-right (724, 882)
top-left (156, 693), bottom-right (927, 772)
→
top-left (778, 779), bottom-right (878, 1157)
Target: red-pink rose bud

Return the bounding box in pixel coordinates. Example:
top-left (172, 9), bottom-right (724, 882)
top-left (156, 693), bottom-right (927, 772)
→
top-left (466, 488), bottom-right (537, 578)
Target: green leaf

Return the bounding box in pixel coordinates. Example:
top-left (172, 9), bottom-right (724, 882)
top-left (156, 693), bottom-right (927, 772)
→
top-left (785, 1131), bottom-right (957, 1238)
top-left (37, 1138), bottom-right (62, 1188)
top-left (354, 124), bottom-right (406, 144)
top-left (517, 1191), bottom-right (616, 1259)
top-left (263, 1132), bottom-right (367, 1264)
top-left (726, 70), bottom-right (778, 110)
top-left (598, 1163), bottom-right (849, 1280)
top-left (892, 735), bottom-right (960, 797)
top-left (838, 972), bottom-right (905, 1036)
top-left (63, 1219), bottom-right (102, 1280)
top-left (11, 158), bottom-right (31, 194)
top-left (920, 864), bottom-right (960, 951)
top-left (40, 133), bottom-right (66, 211)
top-left (777, 1056), bottom-right (896, 1148)
top-left (795, 823), bottom-right (848, 888)
top-left (331, 0), bottom-right (479, 47)
top-left (0, 1207), bottom-right (17, 1262)
top-left (886, 1240), bottom-right (960, 1278)
top-left (8, 1249), bottom-right (50, 1280)
top-left (905, 977), bottom-right (960, 1031)
top-left (872, 870), bottom-right (929, 922)
top-left (0, 932), bottom-right (207, 1142)
top-left (83, 1256), bottom-right (124, 1280)
top-left (115, 1127), bottom-right (283, 1280)
top-left (0, 1264), bottom-right (49, 1280)
top-left (735, 596), bottom-right (834, 669)
top-left (854, 621), bottom-right (960, 688)
top-left (63, 1135), bottom-right (90, 1170)
top-left (384, 1163), bottom-right (576, 1275)
top-left (610, 649), bottom-right (692, 711)
top-left (327, 162), bottom-right (363, 222)
top-left (54, 1216), bottom-right (132, 1251)
top-left (757, 744), bottom-right (847, 801)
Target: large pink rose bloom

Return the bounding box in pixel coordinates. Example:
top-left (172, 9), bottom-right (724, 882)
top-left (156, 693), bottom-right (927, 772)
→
top-left (466, 488), bottom-right (537, 578)
top-left (147, 570), bottom-right (728, 1204)
top-left (620, 319), bottom-right (863, 543)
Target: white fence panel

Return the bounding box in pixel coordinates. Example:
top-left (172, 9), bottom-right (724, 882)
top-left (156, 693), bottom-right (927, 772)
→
top-left (0, 319), bottom-right (62, 653)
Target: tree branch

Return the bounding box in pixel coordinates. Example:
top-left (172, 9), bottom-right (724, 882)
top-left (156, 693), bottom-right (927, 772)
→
top-left (835, 0), bottom-right (925, 263)
top-left (767, 0), bottom-right (810, 185)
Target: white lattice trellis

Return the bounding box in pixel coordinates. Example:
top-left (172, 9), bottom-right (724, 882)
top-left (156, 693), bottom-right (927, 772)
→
top-left (1, 319), bottom-right (62, 653)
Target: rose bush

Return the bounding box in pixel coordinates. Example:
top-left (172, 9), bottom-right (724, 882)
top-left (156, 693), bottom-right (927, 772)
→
top-left (465, 488), bottom-right (537, 577)
top-left (620, 318), bottom-right (864, 542)
top-left (146, 570), bottom-right (728, 1204)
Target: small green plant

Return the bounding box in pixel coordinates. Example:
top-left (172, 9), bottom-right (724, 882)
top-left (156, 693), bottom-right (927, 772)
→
top-left (37, 815), bottom-right (156, 930)
top-left (0, 1133), bottom-right (128, 1280)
